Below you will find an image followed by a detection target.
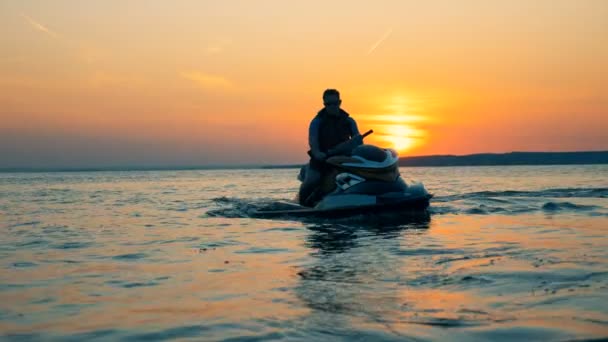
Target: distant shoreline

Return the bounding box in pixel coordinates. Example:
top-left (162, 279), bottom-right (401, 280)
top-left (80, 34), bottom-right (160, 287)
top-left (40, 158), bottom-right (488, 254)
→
top-left (397, 151), bottom-right (608, 167)
top-left (1, 151), bottom-right (607, 173)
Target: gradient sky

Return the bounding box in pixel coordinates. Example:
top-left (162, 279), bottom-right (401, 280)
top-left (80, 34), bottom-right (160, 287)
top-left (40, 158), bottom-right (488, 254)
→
top-left (1, 0), bottom-right (607, 168)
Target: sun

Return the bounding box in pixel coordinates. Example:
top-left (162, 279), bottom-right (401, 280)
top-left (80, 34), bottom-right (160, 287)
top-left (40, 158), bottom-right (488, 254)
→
top-left (379, 124), bottom-right (422, 153)
top-left (357, 92), bottom-right (428, 154)
top-left (362, 92), bottom-right (431, 154)
top-left (388, 134), bottom-right (416, 152)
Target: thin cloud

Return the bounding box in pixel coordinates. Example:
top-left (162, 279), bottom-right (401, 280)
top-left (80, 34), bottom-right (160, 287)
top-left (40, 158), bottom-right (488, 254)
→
top-left (206, 38), bottom-right (232, 55)
top-left (20, 13), bottom-right (104, 66)
top-left (206, 46), bottom-right (223, 54)
top-left (358, 114), bottom-right (428, 124)
top-left (86, 71), bottom-right (144, 89)
top-left (367, 28), bottom-right (393, 55)
top-left (21, 14), bottom-right (59, 39)
top-left (180, 71), bottom-right (234, 90)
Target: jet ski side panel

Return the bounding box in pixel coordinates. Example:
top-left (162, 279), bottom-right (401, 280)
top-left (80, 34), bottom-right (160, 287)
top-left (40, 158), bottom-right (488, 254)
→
top-left (252, 194), bottom-right (431, 218)
top-left (340, 178), bottom-right (409, 195)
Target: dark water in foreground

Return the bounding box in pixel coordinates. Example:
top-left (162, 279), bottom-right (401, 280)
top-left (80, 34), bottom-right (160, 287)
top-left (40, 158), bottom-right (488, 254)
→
top-left (1, 165), bottom-right (607, 341)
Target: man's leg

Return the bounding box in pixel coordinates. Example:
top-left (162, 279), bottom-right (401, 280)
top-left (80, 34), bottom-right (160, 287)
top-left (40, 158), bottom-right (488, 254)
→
top-left (298, 166), bottom-right (321, 206)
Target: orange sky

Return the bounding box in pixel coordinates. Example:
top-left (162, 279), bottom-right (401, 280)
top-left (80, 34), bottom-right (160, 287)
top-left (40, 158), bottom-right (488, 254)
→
top-left (1, 1), bottom-right (607, 167)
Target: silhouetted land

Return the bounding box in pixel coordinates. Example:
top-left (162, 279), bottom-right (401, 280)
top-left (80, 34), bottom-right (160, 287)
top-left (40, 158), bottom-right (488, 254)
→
top-left (263, 151), bottom-right (608, 169)
top-left (397, 151), bottom-right (608, 167)
top-left (2, 151), bottom-right (607, 172)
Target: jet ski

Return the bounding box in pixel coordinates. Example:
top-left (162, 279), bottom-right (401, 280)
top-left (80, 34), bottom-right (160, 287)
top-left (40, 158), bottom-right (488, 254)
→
top-left (253, 130), bottom-right (432, 218)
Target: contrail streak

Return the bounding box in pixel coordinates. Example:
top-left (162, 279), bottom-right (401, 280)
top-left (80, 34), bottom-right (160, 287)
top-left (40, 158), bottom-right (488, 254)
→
top-left (367, 28), bottom-right (393, 55)
top-left (21, 14), bottom-right (59, 38)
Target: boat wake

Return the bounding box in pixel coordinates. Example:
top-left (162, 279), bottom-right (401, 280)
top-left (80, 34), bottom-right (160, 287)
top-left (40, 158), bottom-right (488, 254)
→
top-left (207, 187), bottom-right (608, 220)
top-left (430, 187), bottom-right (608, 216)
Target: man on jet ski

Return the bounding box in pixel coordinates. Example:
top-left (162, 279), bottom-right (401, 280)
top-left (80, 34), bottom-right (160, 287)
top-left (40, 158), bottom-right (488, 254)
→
top-left (299, 89), bottom-right (364, 206)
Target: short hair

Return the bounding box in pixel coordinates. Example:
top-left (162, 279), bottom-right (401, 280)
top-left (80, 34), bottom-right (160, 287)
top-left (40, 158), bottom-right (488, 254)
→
top-left (322, 89), bottom-right (340, 99)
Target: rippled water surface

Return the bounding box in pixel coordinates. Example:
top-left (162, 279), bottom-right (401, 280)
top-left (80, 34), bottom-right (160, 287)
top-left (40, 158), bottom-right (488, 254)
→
top-left (1, 165), bottom-right (607, 341)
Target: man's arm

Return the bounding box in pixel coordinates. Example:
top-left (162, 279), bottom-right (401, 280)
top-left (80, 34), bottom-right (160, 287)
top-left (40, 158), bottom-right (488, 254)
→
top-left (308, 117), bottom-right (325, 160)
top-left (326, 118), bottom-right (364, 156)
top-left (349, 118), bottom-right (363, 147)
top-left (349, 117), bottom-right (361, 137)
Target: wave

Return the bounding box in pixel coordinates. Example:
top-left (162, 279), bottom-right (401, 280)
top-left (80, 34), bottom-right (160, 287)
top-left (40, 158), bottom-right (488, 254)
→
top-left (433, 187), bottom-right (608, 202)
top-left (429, 202), bottom-right (606, 217)
top-left (207, 196), bottom-right (300, 218)
top-left (541, 201), bottom-right (600, 212)
top-left (427, 187), bottom-right (608, 216)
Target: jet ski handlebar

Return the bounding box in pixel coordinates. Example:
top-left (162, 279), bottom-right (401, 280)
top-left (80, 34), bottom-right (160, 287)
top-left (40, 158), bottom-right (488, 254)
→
top-left (361, 129), bottom-right (374, 139)
top-left (327, 129), bottom-right (374, 157)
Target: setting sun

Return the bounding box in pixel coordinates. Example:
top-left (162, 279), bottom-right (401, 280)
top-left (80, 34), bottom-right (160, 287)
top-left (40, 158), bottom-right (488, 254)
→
top-left (357, 93), bottom-right (429, 154)
top-left (376, 124), bottom-right (426, 153)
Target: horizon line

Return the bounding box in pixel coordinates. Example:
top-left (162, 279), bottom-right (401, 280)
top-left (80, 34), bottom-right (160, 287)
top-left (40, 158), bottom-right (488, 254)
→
top-left (1, 150), bottom-right (607, 173)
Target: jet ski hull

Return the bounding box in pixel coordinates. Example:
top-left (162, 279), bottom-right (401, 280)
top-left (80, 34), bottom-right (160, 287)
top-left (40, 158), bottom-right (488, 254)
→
top-left (252, 193), bottom-right (432, 218)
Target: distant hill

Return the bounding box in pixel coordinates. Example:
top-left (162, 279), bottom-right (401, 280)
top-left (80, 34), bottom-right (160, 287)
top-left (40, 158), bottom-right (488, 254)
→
top-left (398, 151), bottom-right (608, 167)
top-left (261, 151), bottom-right (608, 169)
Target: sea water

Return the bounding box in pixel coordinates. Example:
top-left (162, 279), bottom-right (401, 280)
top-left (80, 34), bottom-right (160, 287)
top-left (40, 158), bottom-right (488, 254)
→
top-left (1, 165), bottom-right (607, 341)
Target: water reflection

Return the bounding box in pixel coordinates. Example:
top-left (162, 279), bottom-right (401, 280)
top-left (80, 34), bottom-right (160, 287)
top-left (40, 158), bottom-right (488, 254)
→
top-left (304, 212), bottom-right (431, 255)
top-left (294, 215), bottom-right (431, 336)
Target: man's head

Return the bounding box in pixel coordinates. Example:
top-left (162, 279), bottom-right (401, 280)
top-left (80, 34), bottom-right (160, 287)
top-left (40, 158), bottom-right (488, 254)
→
top-left (322, 89), bottom-right (342, 115)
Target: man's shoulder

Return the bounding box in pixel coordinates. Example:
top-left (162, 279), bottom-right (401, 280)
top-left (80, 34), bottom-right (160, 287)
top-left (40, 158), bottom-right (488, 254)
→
top-left (311, 109), bottom-right (326, 121)
top-left (340, 109), bottom-right (356, 121)
top-left (309, 115), bottom-right (323, 129)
